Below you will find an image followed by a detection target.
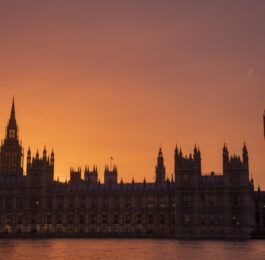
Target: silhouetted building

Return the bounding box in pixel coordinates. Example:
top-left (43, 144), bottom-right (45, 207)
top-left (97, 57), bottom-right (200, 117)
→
top-left (104, 165), bottom-right (118, 185)
top-left (84, 166), bottom-right (98, 184)
top-left (0, 99), bottom-right (23, 177)
top-left (156, 148), bottom-right (166, 183)
top-left (0, 100), bottom-right (264, 239)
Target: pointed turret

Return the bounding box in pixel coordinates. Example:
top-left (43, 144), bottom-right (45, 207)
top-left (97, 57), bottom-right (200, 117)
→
top-left (104, 163), bottom-right (117, 184)
top-left (51, 149), bottom-right (54, 166)
top-left (193, 144), bottom-right (201, 172)
top-left (175, 144), bottom-right (179, 155)
top-left (43, 146), bottom-right (47, 160)
top-left (9, 98), bottom-right (16, 124)
top-left (223, 143), bottom-right (228, 153)
top-left (223, 143), bottom-right (229, 170)
top-left (84, 164), bottom-right (98, 183)
top-left (175, 144), bottom-right (183, 160)
top-left (242, 142), bottom-right (248, 169)
top-left (157, 147), bottom-right (164, 165)
top-left (155, 147), bottom-right (166, 183)
top-left (194, 144), bottom-right (197, 154)
top-left (158, 147), bottom-right (162, 156)
top-left (250, 175), bottom-right (254, 186)
top-left (27, 147), bottom-right (31, 163)
top-left (6, 98), bottom-right (18, 139)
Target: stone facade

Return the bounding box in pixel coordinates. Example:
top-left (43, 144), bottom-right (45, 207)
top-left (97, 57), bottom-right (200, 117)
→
top-left (0, 100), bottom-right (264, 238)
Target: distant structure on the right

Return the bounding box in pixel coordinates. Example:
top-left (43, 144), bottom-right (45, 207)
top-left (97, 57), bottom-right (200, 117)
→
top-left (255, 111), bottom-right (265, 237)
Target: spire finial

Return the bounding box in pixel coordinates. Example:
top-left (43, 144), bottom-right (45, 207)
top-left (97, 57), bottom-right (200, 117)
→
top-left (158, 146), bottom-right (162, 156)
top-left (43, 145), bottom-right (47, 159)
top-left (10, 97), bottom-right (15, 121)
top-left (179, 145), bottom-right (182, 156)
top-left (223, 142), bottom-right (228, 152)
top-left (194, 143), bottom-right (198, 153)
top-left (7, 97), bottom-right (18, 135)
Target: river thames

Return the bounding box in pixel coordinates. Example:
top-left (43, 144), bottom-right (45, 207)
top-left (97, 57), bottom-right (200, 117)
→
top-left (0, 239), bottom-right (264, 260)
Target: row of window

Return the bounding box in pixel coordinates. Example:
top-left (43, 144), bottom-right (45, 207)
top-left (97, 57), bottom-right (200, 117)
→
top-left (0, 200), bottom-right (175, 209)
top-left (0, 194), bottom-right (243, 209)
top-left (0, 202), bottom-right (242, 210)
top-left (3, 214), bottom-right (243, 226)
top-left (183, 215), bottom-right (240, 225)
top-left (5, 213), bottom-right (176, 226)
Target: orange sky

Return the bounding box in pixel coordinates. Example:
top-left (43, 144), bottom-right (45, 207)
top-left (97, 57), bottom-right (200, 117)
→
top-left (0, 1), bottom-right (264, 188)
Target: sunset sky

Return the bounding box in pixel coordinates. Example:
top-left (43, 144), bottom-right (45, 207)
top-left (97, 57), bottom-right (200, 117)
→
top-left (0, 1), bottom-right (264, 188)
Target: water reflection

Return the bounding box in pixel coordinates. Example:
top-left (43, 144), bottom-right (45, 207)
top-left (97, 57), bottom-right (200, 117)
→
top-left (0, 239), bottom-right (264, 260)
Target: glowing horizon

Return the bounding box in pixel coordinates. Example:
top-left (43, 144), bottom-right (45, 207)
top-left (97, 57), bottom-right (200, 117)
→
top-left (1, 98), bottom-right (264, 186)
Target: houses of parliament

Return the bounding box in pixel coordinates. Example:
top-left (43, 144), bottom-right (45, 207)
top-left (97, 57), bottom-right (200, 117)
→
top-left (0, 100), bottom-right (264, 239)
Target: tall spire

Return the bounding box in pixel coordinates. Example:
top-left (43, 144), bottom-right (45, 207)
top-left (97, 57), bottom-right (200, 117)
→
top-left (8, 97), bottom-right (16, 126)
top-left (157, 147), bottom-right (164, 164)
top-left (158, 147), bottom-right (163, 157)
top-left (43, 145), bottom-right (47, 159)
top-left (6, 98), bottom-right (18, 139)
top-left (175, 144), bottom-right (178, 155)
top-left (10, 97), bottom-right (15, 121)
top-left (223, 143), bottom-right (229, 170)
top-left (242, 142), bottom-right (248, 168)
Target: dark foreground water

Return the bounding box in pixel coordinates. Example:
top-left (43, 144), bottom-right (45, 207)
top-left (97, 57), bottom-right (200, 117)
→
top-left (0, 239), bottom-right (264, 260)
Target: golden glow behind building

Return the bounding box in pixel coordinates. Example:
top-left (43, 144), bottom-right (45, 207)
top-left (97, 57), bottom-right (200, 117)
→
top-left (0, 1), bottom-right (264, 188)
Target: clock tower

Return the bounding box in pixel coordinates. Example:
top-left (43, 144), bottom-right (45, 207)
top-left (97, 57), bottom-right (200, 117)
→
top-left (0, 99), bottom-right (23, 177)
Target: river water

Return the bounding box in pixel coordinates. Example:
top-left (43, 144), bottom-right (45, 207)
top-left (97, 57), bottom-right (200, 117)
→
top-left (0, 239), bottom-right (264, 260)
